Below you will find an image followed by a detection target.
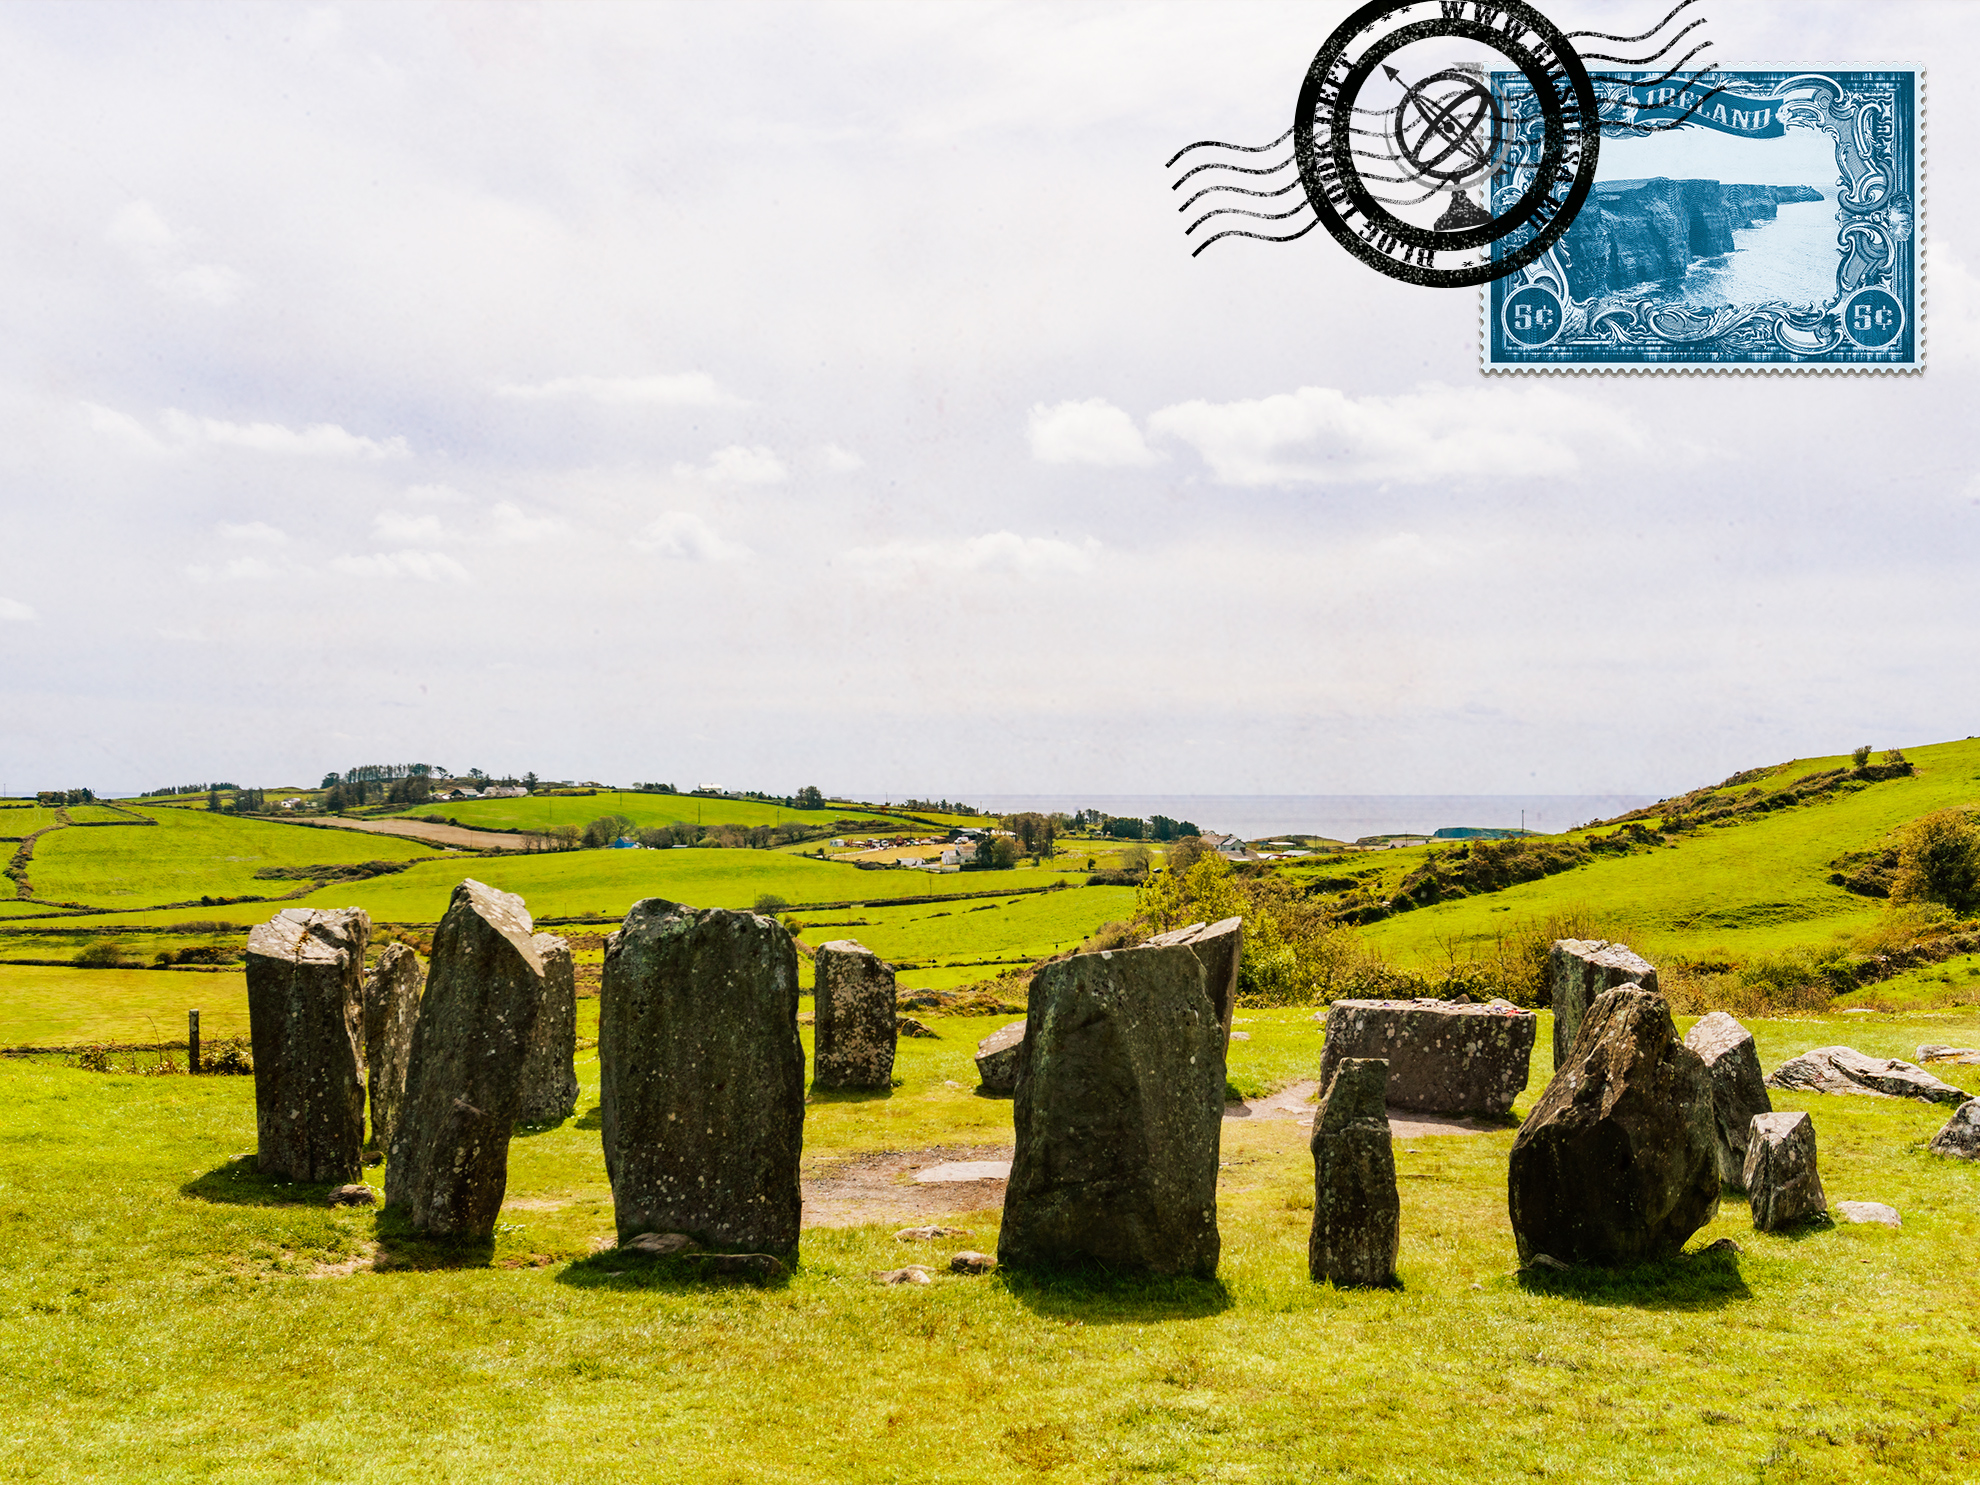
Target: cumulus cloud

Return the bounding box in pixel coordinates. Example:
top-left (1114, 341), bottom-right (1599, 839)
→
top-left (372, 510), bottom-right (446, 544)
top-left (635, 511), bottom-right (752, 562)
top-left (329, 550), bottom-right (470, 582)
top-left (842, 530), bottom-right (1099, 579)
top-left (496, 372), bottom-right (747, 407)
top-left (107, 200), bottom-right (244, 307)
top-left (217, 521), bottom-right (287, 543)
top-left (406, 482), bottom-right (471, 504)
top-left (671, 444), bottom-right (788, 486)
top-left (1147, 384), bottom-right (1642, 486)
top-left (0, 597), bottom-right (36, 622)
top-left (160, 409), bottom-right (411, 459)
top-left (186, 556), bottom-right (282, 582)
top-left (1027, 398), bottom-right (1159, 467)
top-left (817, 444), bottom-right (865, 472)
top-left (1929, 238), bottom-right (1980, 366)
top-left (487, 501), bottom-right (566, 544)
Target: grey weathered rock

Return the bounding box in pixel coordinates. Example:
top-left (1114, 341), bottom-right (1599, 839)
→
top-left (385, 880), bottom-right (547, 1239)
top-left (361, 942), bottom-right (423, 1153)
top-left (998, 941), bottom-right (1225, 1276)
top-left (1834, 1200), bottom-right (1901, 1228)
top-left (1320, 997), bottom-right (1536, 1116)
top-left (1307, 1058), bottom-right (1400, 1288)
top-left (1927, 1098), bottom-right (1980, 1159)
top-left (1549, 939), bottom-right (1658, 1068)
top-left (1509, 987), bottom-right (1719, 1266)
top-left (599, 899), bottom-right (804, 1255)
top-left (1683, 1011), bottom-right (1773, 1191)
top-left (1142, 917), bottom-right (1243, 1043)
top-left (245, 907), bottom-right (370, 1184)
top-left (626, 1231), bottom-right (696, 1256)
top-left (895, 1225), bottom-right (972, 1242)
top-left (950, 1250), bottom-right (997, 1275)
top-left (974, 1019), bottom-right (1027, 1093)
top-left (876, 1266), bottom-right (932, 1286)
top-left (1918, 1045), bottom-right (1980, 1066)
top-left (812, 940), bottom-right (898, 1090)
top-left (327, 1183), bottom-right (377, 1207)
top-left (1766, 1046), bottom-right (1971, 1105)
top-left (1743, 1111), bottom-right (1826, 1231)
top-left (517, 933), bottom-right (579, 1125)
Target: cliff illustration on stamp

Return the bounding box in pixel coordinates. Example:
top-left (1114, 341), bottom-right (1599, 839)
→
top-left (1485, 63), bottom-right (1922, 371)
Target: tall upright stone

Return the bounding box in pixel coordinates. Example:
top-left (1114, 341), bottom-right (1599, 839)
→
top-left (812, 940), bottom-right (897, 1091)
top-left (1549, 939), bottom-right (1659, 1068)
top-left (1141, 917), bottom-right (1243, 1044)
top-left (517, 933), bottom-right (579, 1125)
top-left (245, 907), bottom-right (369, 1183)
top-left (1309, 1058), bottom-right (1400, 1288)
top-left (1683, 1011), bottom-right (1772, 1191)
top-left (998, 940), bottom-right (1225, 1277)
top-left (361, 942), bottom-right (423, 1153)
top-left (600, 900), bottom-right (804, 1255)
top-left (1743, 1111), bottom-right (1827, 1231)
top-left (1509, 986), bottom-right (1719, 1266)
top-left (385, 880), bottom-right (547, 1239)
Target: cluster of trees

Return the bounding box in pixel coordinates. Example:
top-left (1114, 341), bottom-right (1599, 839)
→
top-left (149, 783), bottom-right (223, 797)
top-left (524, 816), bottom-right (823, 853)
top-left (37, 788), bottom-right (96, 805)
top-left (323, 763), bottom-right (444, 786)
top-left (1001, 812), bottom-right (1057, 858)
top-left (901, 797), bottom-right (982, 816)
top-left (632, 782), bottom-right (680, 795)
top-left (1061, 809), bottom-right (1200, 840)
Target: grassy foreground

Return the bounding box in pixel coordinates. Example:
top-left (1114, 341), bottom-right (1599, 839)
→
top-left (2, 1008), bottom-right (1977, 1482)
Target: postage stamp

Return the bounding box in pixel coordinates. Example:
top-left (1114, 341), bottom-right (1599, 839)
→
top-left (1482, 67), bottom-right (1922, 371)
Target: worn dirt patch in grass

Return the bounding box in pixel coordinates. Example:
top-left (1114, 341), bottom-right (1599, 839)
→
top-left (802, 1143), bottom-right (1011, 1228)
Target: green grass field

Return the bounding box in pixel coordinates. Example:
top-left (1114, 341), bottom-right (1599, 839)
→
top-left (0, 965), bottom-right (248, 1047)
top-left (403, 790), bottom-right (905, 834)
top-left (792, 887), bottom-right (1138, 971)
top-left (0, 804), bottom-right (62, 836)
top-left (2, 1004), bottom-right (1976, 1481)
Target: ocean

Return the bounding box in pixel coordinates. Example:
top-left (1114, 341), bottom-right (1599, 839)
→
top-left (1673, 198), bottom-right (1837, 308)
top-left (961, 795), bottom-right (1657, 842)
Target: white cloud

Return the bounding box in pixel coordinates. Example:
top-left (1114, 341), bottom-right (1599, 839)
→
top-left (217, 521), bottom-right (287, 544)
top-left (1929, 238), bottom-right (1980, 367)
top-left (406, 482), bottom-right (471, 504)
top-left (818, 444), bottom-right (866, 472)
top-left (1146, 384), bottom-right (1642, 487)
top-left (372, 510), bottom-right (446, 544)
top-left (106, 200), bottom-right (244, 307)
top-left (635, 511), bottom-right (752, 562)
top-left (330, 550), bottom-right (470, 582)
top-left (186, 557), bottom-right (282, 582)
top-left (159, 409), bottom-right (410, 459)
top-left (83, 401), bottom-right (167, 453)
top-left (673, 444), bottom-right (787, 486)
top-left (496, 373), bottom-right (747, 407)
top-left (487, 501), bottom-right (566, 544)
top-left (0, 598), bottom-right (36, 622)
top-left (842, 530), bottom-right (1099, 578)
top-left (1027, 398), bottom-right (1159, 467)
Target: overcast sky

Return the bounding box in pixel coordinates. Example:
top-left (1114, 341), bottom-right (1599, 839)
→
top-left (1, 2), bottom-right (1974, 799)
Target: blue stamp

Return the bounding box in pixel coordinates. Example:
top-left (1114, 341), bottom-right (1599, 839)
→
top-left (1484, 67), bottom-right (1921, 371)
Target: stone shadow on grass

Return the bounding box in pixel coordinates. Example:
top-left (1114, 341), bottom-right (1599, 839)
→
top-left (369, 1204), bottom-right (496, 1271)
top-left (1002, 1268), bottom-right (1233, 1324)
top-left (572, 1104), bottom-right (603, 1129)
top-left (556, 1247), bottom-right (793, 1292)
top-left (181, 1154), bottom-right (346, 1208)
top-left (807, 1085), bottom-right (895, 1104)
top-left (1514, 1244), bottom-right (1753, 1310)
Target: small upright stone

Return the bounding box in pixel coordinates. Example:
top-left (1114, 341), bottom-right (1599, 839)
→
top-left (1743, 1111), bottom-right (1827, 1231)
top-left (1549, 939), bottom-right (1659, 1068)
top-left (812, 940), bottom-right (897, 1090)
top-left (1140, 917), bottom-right (1242, 1043)
top-left (1509, 986), bottom-right (1718, 1267)
top-left (974, 1019), bottom-right (1026, 1094)
top-left (1927, 1098), bottom-right (1980, 1159)
top-left (1308, 1058), bottom-right (1400, 1288)
top-left (600, 900), bottom-right (804, 1255)
top-left (385, 881), bottom-right (547, 1240)
top-left (1683, 1011), bottom-right (1772, 1191)
top-left (998, 940), bottom-right (1224, 1277)
top-left (361, 942), bottom-right (423, 1153)
top-left (517, 934), bottom-right (579, 1125)
top-left (245, 907), bottom-right (370, 1184)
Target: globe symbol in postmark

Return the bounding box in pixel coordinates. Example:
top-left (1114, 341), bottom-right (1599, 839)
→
top-left (1391, 67), bottom-right (1503, 186)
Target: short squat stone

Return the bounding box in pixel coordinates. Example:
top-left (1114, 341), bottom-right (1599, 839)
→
top-left (1743, 1110), bottom-right (1827, 1231)
top-left (812, 940), bottom-right (897, 1090)
top-left (1320, 997), bottom-right (1536, 1116)
top-left (1549, 939), bottom-right (1659, 1069)
top-left (1683, 1011), bottom-right (1772, 1191)
top-left (1767, 1046), bottom-right (1970, 1105)
top-left (246, 907), bottom-right (370, 1184)
top-left (517, 933), bottom-right (579, 1125)
top-left (599, 900), bottom-right (804, 1256)
top-left (385, 880), bottom-right (548, 1240)
top-left (361, 941), bottom-right (423, 1154)
top-left (974, 1019), bottom-right (1026, 1094)
top-left (1928, 1098), bottom-right (1980, 1159)
top-left (1308, 1058), bottom-right (1399, 1288)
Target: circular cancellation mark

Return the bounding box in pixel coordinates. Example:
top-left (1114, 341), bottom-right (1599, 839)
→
top-left (1293, 0), bottom-right (1599, 288)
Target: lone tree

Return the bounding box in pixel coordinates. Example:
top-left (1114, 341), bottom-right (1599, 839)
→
top-left (796, 785), bottom-right (824, 810)
top-left (1851, 744), bottom-right (1872, 768)
top-left (1891, 810), bottom-right (1980, 916)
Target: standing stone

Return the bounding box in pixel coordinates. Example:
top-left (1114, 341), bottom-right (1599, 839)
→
top-left (1308, 1058), bottom-right (1400, 1287)
top-left (812, 940), bottom-right (898, 1090)
top-left (998, 941), bottom-right (1225, 1277)
top-left (385, 880), bottom-right (547, 1240)
top-left (245, 907), bottom-right (369, 1183)
top-left (1743, 1111), bottom-right (1827, 1231)
top-left (1320, 997), bottom-right (1537, 1116)
top-left (1927, 1098), bottom-right (1980, 1159)
top-left (517, 934), bottom-right (579, 1125)
top-left (974, 1019), bottom-right (1027, 1093)
top-left (361, 942), bottom-right (423, 1153)
top-left (1683, 1011), bottom-right (1772, 1191)
top-left (1549, 939), bottom-right (1659, 1068)
top-left (1508, 986), bottom-right (1719, 1266)
top-left (600, 899), bottom-right (804, 1255)
top-left (1141, 917), bottom-right (1243, 1044)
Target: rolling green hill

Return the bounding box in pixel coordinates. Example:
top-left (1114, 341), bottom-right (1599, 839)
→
top-left (414, 790), bottom-right (906, 834)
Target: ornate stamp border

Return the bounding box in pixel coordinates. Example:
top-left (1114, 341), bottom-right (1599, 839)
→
top-left (1481, 65), bottom-right (1923, 374)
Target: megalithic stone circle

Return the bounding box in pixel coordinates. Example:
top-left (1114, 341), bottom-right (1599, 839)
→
top-left (1549, 939), bottom-right (1659, 1069)
top-left (812, 939), bottom-right (897, 1091)
top-left (361, 941), bottom-right (424, 1153)
top-left (599, 900), bottom-right (805, 1255)
top-left (1743, 1110), bottom-right (1827, 1232)
top-left (1509, 985), bottom-right (1719, 1267)
top-left (245, 907), bottom-right (370, 1183)
top-left (1682, 1010), bottom-right (1772, 1191)
top-left (517, 933), bottom-right (579, 1125)
top-left (998, 938), bottom-right (1226, 1277)
top-left (1309, 1057), bottom-right (1401, 1288)
top-left (385, 880), bottom-right (547, 1239)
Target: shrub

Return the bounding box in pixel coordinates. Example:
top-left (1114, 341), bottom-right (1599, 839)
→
top-left (71, 1045), bottom-right (113, 1072)
top-left (203, 1037), bottom-right (254, 1075)
top-left (1851, 744), bottom-right (1872, 768)
top-left (581, 814), bottom-right (638, 849)
top-left (753, 893), bottom-right (790, 913)
top-left (72, 942), bottom-right (128, 968)
top-left (1890, 810), bottom-right (1980, 915)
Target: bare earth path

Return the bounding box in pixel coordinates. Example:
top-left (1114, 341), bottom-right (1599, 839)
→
top-left (292, 816), bottom-right (524, 851)
top-left (1223, 1079), bottom-right (1502, 1138)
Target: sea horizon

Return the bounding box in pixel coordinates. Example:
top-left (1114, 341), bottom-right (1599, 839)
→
top-left (953, 794), bottom-right (1658, 842)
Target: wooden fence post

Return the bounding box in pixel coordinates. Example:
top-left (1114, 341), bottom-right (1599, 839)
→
top-left (188, 1009), bottom-right (200, 1074)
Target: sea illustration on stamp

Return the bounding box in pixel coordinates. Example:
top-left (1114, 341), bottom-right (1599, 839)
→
top-left (1485, 64), bottom-right (1922, 370)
